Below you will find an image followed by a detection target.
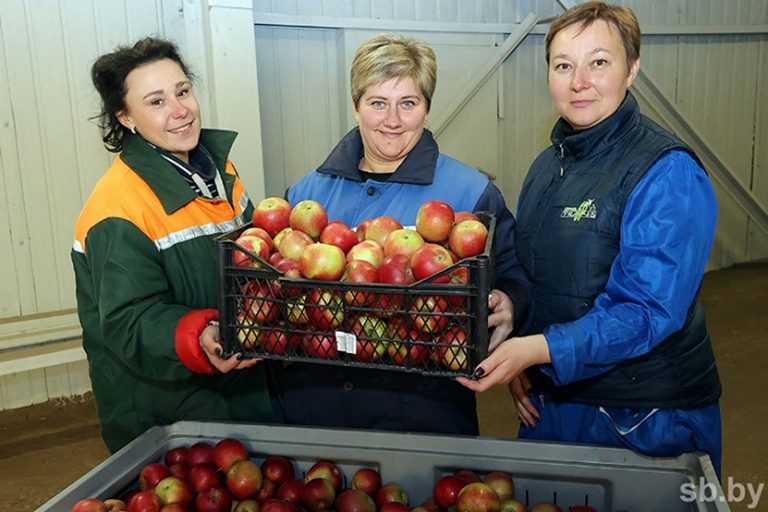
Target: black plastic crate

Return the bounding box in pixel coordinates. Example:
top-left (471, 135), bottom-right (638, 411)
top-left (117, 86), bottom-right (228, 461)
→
top-left (217, 213), bottom-right (496, 376)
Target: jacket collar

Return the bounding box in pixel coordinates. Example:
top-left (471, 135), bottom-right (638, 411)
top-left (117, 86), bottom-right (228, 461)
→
top-left (120, 129), bottom-right (238, 214)
top-left (551, 91), bottom-right (639, 161)
top-left (316, 127), bottom-right (439, 184)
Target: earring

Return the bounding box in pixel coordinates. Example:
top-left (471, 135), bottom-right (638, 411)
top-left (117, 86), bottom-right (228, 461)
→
top-left (130, 126), bottom-right (136, 134)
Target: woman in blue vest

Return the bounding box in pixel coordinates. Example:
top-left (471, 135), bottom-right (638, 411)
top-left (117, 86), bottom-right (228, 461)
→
top-left (284, 34), bottom-right (530, 436)
top-left (458, 2), bottom-right (722, 476)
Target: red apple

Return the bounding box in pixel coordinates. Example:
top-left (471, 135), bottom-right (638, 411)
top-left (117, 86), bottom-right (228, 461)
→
top-left (356, 219), bottom-right (373, 241)
top-left (410, 243), bottom-right (454, 283)
top-left (138, 463), bottom-right (171, 491)
top-left (236, 314), bottom-right (260, 350)
top-left (284, 294), bottom-right (310, 325)
top-left (500, 499), bottom-right (528, 512)
top-left (163, 446), bottom-right (189, 467)
top-left (433, 475), bottom-right (466, 510)
top-left (335, 488), bottom-right (376, 512)
top-left (261, 499), bottom-right (296, 512)
top-left (454, 469), bottom-right (482, 484)
top-left (71, 499), bottom-right (108, 512)
top-left (278, 230), bottom-right (314, 261)
top-left (234, 235), bottom-right (271, 267)
top-left (380, 503), bottom-right (409, 512)
top-left (167, 462), bottom-right (189, 481)
top-left (410, 295), bottom-right (450, 335)
top-left (483, 471), bottom-right (515, 501)
top-left (449, 220), bottom-right (488, 259)
top-left (454, 211), bottom-right (480, 223)
top-left (306, 289), bottom-right (345, 330)
top-left (302, 333), bottom-right (338, 359)
top-left (273, 227), bottom-right (293, 249)
top-left (234, 499), bottom-right (262, 512)
top-left (415, 201), bottom-right (455, 243)
top-left (259, 327), bottom-right (290, 355)
top-left (253, 197), bottom-right (292, 237)
top-left (349, 314), bottom-right (389, 362)
top-left (321, 221), bottom-right (358, 254)
top-left (365, 216), bottom-right (403, 248)
top-left (241, 280), bottom-right (282, 325)
top-left (375, 483), bottom-right (409, 509)
top-left (187, 442), bottom-right (215, 466)
top-left (103, 499), bottom-right (127, 512)
top-left (566, 507), bottom-right (596, 512)
top-left (257, 476), bottom-right (278, 503)
top-left (153, 476), bottom-right (193, 507)
top-left (261, 455), bottom-right (296, 487)
top-left (290, 200), bottom-right (328, 240)
top-left (269, 251), bottom-right (284, 266)
top-left (275, 257), bottom-right (302, 280)
top-left (439, 325), bottom-right (469, 371)
top-left (277, 479), bottom-right (305, 504)
top-left (529, 504), bottom-right (562, 512)
top-left (212, 438), bottom-right (249, 473)
top-left (386, 320), bottom-right (429, 366)
top-left (342, 260), bottom-right (379, 306)
top-left (189, 462), bottom-right (222, 493)
top-left (226, 459), bottom-right (263, 500)
top-left (242, 226), bottom-right (275, 252)
top-left (378, 254), bottom-right (414, 285)
top-left (456, 483), bottom-right (500, 512)
top-left (299, 243), bottom-right (346, 281)
top-left (347, 240), bottom-right (384, 268)
top-left (126, 491), bottom-right (162, 512)
top-left (304, 460), bottom-right (344, 491)
top-left (350, 467), bottom-right (382, 497)
top-left (418, 497), bottom-right (437, 512)
top-left (301, 476), bottom-right (336, 512)
top-left (383, 228), bottom-right (425, 259)
top-left (195, 486), bottom-right (233, 512)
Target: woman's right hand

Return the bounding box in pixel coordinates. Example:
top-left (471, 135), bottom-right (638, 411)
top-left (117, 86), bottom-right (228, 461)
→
top-left (199, 323), bottom-right (260, 373)
top-left (509, 372), bottom-right (540, 428)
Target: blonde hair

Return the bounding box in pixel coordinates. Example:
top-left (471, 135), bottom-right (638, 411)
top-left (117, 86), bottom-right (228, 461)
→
top-left (545, 1), bottom-right (641, 66)
top-left (351, 34), bottom-right (437, 111)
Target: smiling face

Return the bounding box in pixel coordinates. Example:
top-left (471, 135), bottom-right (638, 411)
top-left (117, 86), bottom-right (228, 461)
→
top-left (548, 19), bottom-right (640, 131)
top-left (116, 58), bottom-right (200, 162)
top-left (354, 76), bottom-right (428, 172)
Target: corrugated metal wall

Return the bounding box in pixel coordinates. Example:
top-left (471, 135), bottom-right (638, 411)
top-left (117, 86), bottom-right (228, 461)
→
top-left (0, 0), bottom-right (765, 409)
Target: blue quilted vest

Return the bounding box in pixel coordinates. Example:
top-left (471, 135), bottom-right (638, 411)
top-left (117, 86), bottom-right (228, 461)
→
top-left (515, 92), bottom-right (721, 408)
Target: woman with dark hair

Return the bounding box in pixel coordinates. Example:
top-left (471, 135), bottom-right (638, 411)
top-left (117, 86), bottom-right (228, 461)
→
top-left (72, 37), bottom-right (276, 452)
top-left (458, 2), bottom-right (722, 476)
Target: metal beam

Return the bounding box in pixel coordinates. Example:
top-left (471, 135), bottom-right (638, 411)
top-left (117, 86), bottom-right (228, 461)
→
top-left (632, 73), bottom-right (768, 235)
top-left (252, 13), bottom-right (767, 36)
top-left (431, 12), bottom-right (539, 139)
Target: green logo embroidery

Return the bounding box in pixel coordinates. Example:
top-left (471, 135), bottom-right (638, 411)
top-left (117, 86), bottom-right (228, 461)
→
top-left (561, 199), bottom-right (596, 222)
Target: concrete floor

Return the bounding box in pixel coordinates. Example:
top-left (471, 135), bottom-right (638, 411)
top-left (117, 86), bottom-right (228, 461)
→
top-left (0, 262), bottom-right (765, 512)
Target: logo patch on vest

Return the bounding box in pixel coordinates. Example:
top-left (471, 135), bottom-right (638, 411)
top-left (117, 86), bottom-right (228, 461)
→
top-left (560, 199), bottom-right (596, 222)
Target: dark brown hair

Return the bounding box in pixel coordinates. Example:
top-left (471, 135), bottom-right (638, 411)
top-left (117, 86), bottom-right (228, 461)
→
top-left (90, 37), bottom-right (193, 152)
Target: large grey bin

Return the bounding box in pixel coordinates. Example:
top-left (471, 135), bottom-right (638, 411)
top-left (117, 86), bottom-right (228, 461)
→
top-left (39, 421), bottom-right (727, 511)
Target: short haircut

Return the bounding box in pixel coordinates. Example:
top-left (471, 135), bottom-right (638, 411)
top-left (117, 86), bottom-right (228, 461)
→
top-left (350, 34), bottom-right (437, 111)
top-left (545, 1), bottom-right (641, 66)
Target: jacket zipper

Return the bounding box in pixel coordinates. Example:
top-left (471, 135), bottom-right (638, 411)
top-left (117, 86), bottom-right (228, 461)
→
top-left (559, 144), bottom-right (565, 177)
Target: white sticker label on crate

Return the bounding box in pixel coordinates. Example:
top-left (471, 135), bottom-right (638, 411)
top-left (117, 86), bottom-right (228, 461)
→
top-left (335, 331), bottom-right (357, 354)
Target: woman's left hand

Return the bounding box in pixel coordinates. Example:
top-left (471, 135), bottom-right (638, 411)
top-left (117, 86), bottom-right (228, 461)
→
top-left (199, 323), bottom-right (260, 373)
top-left (455, 334), bottom-right (550, 392)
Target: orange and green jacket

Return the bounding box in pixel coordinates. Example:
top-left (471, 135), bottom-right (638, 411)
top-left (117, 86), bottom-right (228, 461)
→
top-left (72, 130), bottom-right (274, 452)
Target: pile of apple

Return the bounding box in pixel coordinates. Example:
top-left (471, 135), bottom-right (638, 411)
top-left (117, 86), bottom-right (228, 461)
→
top-left (230, 198), bottom-right (491, 372)
top-left (70, 437), bottom-right (599, 512)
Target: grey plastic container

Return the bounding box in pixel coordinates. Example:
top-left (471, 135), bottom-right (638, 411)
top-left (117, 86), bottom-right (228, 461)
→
top-left (40, 421), bottom-right (727, 512)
